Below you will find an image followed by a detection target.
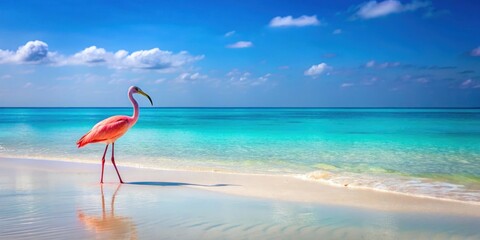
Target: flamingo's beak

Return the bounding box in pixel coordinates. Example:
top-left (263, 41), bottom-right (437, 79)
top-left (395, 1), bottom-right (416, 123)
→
top-left (138, 90), bottom-right (153, 106)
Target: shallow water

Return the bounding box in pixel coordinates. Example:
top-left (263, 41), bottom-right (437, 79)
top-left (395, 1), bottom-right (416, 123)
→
top-left (0, 160), bottom-right (479, 240)
top-left (0, 108), bottom-right (480, 202)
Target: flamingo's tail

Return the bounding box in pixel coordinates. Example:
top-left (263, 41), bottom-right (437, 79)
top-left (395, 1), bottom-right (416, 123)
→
top-left (76, 131), bottom-right (90, 148)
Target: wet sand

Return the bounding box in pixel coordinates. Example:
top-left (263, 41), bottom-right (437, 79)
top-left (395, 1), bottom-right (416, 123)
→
top-left (0, 157), bottom-right (479, 239)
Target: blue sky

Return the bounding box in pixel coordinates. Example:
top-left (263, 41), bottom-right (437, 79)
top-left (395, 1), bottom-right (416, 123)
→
top-left (0, 0), bottom-right (479, 107)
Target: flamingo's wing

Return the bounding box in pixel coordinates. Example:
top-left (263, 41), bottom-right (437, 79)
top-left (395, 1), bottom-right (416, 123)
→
top-left (77, 116), bottom-right (131, 147)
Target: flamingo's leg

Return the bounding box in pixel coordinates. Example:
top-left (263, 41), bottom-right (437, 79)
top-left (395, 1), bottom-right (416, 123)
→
top-left (111, 143), bottom-right (124, 184)
top-left (100, 144), bottom-right (109, 184)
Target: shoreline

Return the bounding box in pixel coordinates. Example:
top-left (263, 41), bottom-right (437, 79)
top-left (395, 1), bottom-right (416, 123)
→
top-left (2, 154), bottom-right (480, 205)
top-left (2, 156), bottom-right (480, 217)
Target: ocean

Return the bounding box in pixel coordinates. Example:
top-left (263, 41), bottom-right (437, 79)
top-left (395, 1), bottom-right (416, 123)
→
top-left (1, 107), bottom-right (479, 203)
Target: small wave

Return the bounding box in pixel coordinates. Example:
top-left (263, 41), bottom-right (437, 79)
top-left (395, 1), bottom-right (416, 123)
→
top-left (0, 154), bottom-right (278, 177)
top-left (300, 170), bottom-right (480, 204)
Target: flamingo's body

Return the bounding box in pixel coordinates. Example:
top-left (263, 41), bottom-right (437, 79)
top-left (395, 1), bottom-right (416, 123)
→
top-left (77, 86), bottom-right (153, 183)
top-left (77, 116), bottom-right (134, 147)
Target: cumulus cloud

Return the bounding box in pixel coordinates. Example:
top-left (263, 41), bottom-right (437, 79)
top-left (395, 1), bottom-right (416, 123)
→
top-left (269, 15), bottom-right (320, 27)
top-left (304, 63), bottom-right (329, 77)
top-left (94, 47), bottom-right (203, 70)
top-left (355, 0), bottom-right (430, 19)
top-left (333, 29), bottom-right (342, 34)
top-left (120, 48), bottom-right (202, 70)
top-left (69, 46), bottom-right (108, 64)
top-left (471, 46), bottom-right (480, 57)
top-left (16, 40), bottom-right (50, 62)
top-left (227, 41), bottom-right (253, 49)
top-left (0, 40), bottom-right (203, 71)
top-left (0, 40), bottom-right (55, 64)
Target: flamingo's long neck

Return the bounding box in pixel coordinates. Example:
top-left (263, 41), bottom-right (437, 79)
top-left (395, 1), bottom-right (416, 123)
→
top-left (128, 90), bottom-right (139, 124)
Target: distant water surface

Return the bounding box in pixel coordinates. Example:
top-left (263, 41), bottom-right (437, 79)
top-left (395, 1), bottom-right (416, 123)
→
top-left (1, 108), bottom-right (479, 202)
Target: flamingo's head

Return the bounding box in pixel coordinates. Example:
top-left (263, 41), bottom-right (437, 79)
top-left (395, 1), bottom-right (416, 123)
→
top-left (130, 86), bottom-right (153, 106)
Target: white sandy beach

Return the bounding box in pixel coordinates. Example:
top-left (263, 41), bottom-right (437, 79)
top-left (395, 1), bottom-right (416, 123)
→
top-left (1, 157), bottom-right (480, 239)
top-left (4, 157), bottom-right (479, 215)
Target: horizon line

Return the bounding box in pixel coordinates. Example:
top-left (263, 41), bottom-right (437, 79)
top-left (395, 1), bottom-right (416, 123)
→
top-left (1, 107), bottom-right (479, 109)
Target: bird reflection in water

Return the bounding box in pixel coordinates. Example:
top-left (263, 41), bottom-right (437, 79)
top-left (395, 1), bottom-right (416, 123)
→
top-left (77, 184), bottom-right (137, 239)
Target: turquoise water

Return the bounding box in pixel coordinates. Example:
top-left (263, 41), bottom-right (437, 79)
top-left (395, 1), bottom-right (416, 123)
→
top-left (1, 108), bottom-right (480, 202)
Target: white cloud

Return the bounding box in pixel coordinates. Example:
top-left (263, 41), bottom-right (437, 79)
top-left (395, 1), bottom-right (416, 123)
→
top-left (65, 47), bottom-right (203, 70)
top-left (0, 51), bottom-right (12, 63)
top-left (227, 41), bottom-right (253, 49)
top-left (114, 50), bottom-right (128, 59)
top-left (121, 48), bottom-right (202, 70)
top-left (252, 73), bottom-right (271, 86)
top-left (16, 40), bottom-right (50, 62)
top-left (226, 69), bottom-right (270, 87)
top-left (333, 29), bottom-right (342, 34)
top-left (304, 63), bottom-right (329, 77)
top-left (69, 46), bottom-right (108, 64)
top-left (0, 40), bottom-right (203, 71)
top-left (269, 15), bottom-right (320, 27)
top-left (0, 40), bottom-right (55, 64)
top-left (175, 72), bottom-right (207, 83)
top-left (224, 31), bottom-right (236, 37)
top-left (355, 0), bottom-right (430, 19)
top-left (471, 46), bottom-right (480, 57)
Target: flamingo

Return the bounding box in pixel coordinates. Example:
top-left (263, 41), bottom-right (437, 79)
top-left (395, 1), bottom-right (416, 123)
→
top-left (77, 86), bottom-right (153, 184)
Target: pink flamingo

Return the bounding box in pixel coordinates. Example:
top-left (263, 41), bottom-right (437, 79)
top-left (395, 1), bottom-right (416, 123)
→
top-left (77, 86), bottom-right (153, 184)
